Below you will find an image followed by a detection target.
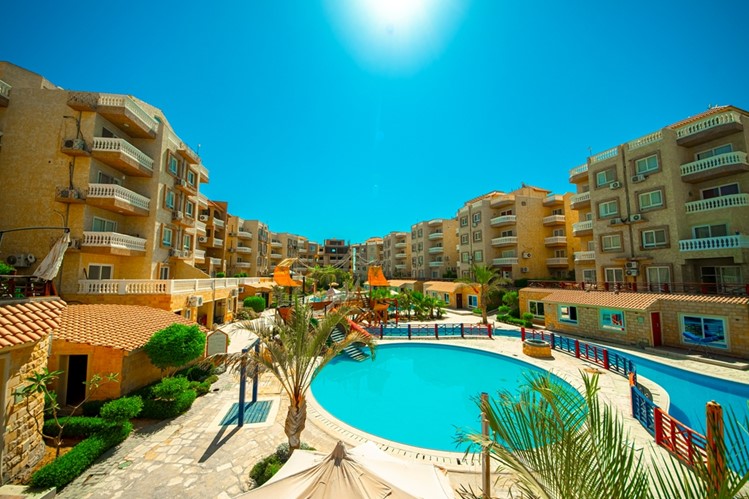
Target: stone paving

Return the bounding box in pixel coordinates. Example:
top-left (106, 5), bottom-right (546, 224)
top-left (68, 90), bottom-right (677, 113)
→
top-left (54, 309), bottom-right (749, 498)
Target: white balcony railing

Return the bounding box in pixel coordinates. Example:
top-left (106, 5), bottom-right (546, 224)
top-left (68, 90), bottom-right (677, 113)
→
top-left (213, 218), bottom-right (225, 229)
top-left (87, 183), bottom-right (150, 211)
top-left (194, 249), bottom-right (206, 261)
top-left (428, 260), bottom-right (444, 267)
top-left (395, 264), bottom-right (407, 270)
top-left (574, 251), bottom-right (596, 261)
top-left (77, 277), bottom-right (244, 295)
top-left (198, 193), bottom-right (209, 205)
top-left (213, 238), bottom-right (224, 248)
top-left (428, 246), bottom-right (444, 254)
top-left (235, 262), bottom-right (251, 268)
top-left (271, 241), bottom-right (282, 248)
top-left (237, 230), bottom-right (252, 239)
top-left (685, 193), bottom-right (749, 214)
top-left (546, 257), bottom-right (569, 266)
top-left (0, 80), bottom-right (10, 99)
top-left (573, 220), bottom-right (593, 233)
top-left (236, 246), bottom-right (252, 254)
top-left (590, 147), bottom-right (618, 163)
top-left (543, 215), bottom-right (566, 225)
top-left (196, 221), bottom-right (207, 234)
top-left (491, 236), bottom-right (518, 246)
top-left (395, 242), bottom-right (407, 249)
top-left (428, 231), bottom-right (443, 240)
top-left (91, 137), bottom-right (154, 172)
top-left (395, 252), bottom-right (407, 259)
top-left (680, 152), bottom-right (748, 178)
top-left (679, 235), bottom-right (749, 252)
top-left (675, 110), bottom-right (743, 140)
top-left (570, 191), bottom-right (591, 205)
top-left (627, 130), bottom-right (663, 150)
top-left (569, 164), bottom-right (588, 179)
top-left (271, 252), bottom-right (283, 258)
top-left (97, 94), bottom-right (159, 134)
top-left (82, 231), bottom-right (146, 251)
top-left (492, 257), bottom-right (518, 266)
top-left (490, 215), bottom-right (517, 225)
top-left (199, 164), bottom-right (210, 182)
top-left (545, 236), bottom-right (567, 245)
top-left (209, 257), bottom-right (223, 266)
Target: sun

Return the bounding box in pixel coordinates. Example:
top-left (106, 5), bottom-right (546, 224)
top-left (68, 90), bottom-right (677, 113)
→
top-left (360, 0), bottom-right (428, 27)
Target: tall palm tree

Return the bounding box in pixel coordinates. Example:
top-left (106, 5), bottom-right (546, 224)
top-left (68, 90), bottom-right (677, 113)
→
top-left (221, 301), bottom-right (376, 449)
top-left (459, 264), bottom-right (508, 325)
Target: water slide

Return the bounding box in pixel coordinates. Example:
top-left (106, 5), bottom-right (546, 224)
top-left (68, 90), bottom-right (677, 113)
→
top-left (330, 321), bottom-right (369, 361)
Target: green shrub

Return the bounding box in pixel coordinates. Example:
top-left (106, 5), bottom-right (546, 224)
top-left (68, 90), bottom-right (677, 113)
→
top-left (233, 272), bottom-right (248, 277)
top-left (243, 296), bottom-right (266, 313)
top-left (152, 377), bottom-right (191, 401)
top-left (235, 309), bottom-right (253, 321)
top-left (251, 442), bottom-right (316, 487)
top-left (175, 364), bottom-right (214, 382)
top-left (31, 422), bottom-right (132, 489)
top-left (139, 389), bottom-right (197, 419)
top-left (43, 416), bottom-right (113, 437)
top-left (513, 278), bottom-right (529, 288)
top-left (522, 312), bottom-right (534, 323)
top-left (472, 307), bottom-right (482, 315)
top-left (81, 399), bottom-right (111, 417)
top-left (0, 262), bottom-right (15, 275)
top-left (216, 272), bottom-right (226, 278)
top-left (100, 396), bottom-right (143, 423)
top-left (143, 324), bottom-right (206, 374)
top-left (497, 306), bottom-right (511, 316)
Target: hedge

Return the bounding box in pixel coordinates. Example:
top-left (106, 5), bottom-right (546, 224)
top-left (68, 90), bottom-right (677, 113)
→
top-left (100, 396), bottom-right (143, 423)
top-left (42, 416), bottom-right (114, 437)
top-left (139, 389), bottom-right (197, 419)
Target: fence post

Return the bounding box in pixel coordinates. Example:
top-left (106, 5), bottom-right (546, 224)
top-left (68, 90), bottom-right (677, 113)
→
top-left (487, 323), bottom-right (492, 339)
top-left (461, 323), bottom-right (464, 339)
top-left (574, 339), bottom-right (580, 358)
top-left (654, 407), bottom-right (663, 446)
top-left (706, 401), bottom-right (725, 493)
top-left (603, 349), bottom-right (610, 370)
top-left (435, 324), bottom-right (439, 340)
top-left (521, 327), bottom-right (526, 341)
top-left (550, 332), bottom-right (555, 350)
top-left (408, 324), bottom-right (411, 340)
top-left (380, 323), bottom-right (384, 340)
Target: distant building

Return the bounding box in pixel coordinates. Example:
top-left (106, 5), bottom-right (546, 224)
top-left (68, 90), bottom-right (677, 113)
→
top-left (410, 219), bottom-right (459, 280)
top-left (382, 231), bottom-right (411, 278)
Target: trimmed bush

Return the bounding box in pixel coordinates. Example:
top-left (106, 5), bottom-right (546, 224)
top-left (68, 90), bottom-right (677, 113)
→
top-left (100, 396), bottom-right (143, 423)
top-left (472, 307), bottom-right (482, 315)
top-left (521, 312), bottom-right (534, 323)
top-left (497, 306), bottom-right (511, 317)
top-left (144, 323), bottom-right (206, 374)
top-left (243, 296), bottom-right (265, 313)
top-left (175, 364), bottom-right (214, 382)
top-left (139, 389), bottom-right (197, 419)
top-left (152, 377), bottom-right (191, 401)
top-left (31, 422), bottom-right (132, 489)
top-left (81, 399), bottom-right (111, 417)
top-left (43, 416), bottom-right (113, 437)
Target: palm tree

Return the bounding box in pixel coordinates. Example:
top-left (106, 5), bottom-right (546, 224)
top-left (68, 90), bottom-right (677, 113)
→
top-left (220, 301), bottom-right (376, 449)
top-left (459, 264), bottom-right (509, 325)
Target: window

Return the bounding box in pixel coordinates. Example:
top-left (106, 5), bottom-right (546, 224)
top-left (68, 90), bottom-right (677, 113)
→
top-left (585, 212), bottom-right (593, 221)
top-left (598, 200), bottom-right (618, 218)
top-left (600, 309), bottom-right (625, 332)
top-left (559, 305), bottom-right (578, 323)
top-left (635, 155), bottom-right (658, 174)
top-left (554, 249), bottom-right (566, 258)
top-left (693, 224), bottom-right (728, 239)
top-left (701, 183), bottom-right (739, 200)
top-left (587, 240), bottom-right (596, 251)
top-left (165, 190), bottom-right (175, 209)
top-left (92, 217), bottom-right (117, 232)
top-left (473, 250), bottom-right (483, 262)
top-left (501, 250), bottom-right (516, 257)
top-left (473, 231), bottom-right (482, 242)
top-left (185, 201), bottom-right (195, 217)
top-left (472, 212), bottom-right (481, 224)
top-left (460, 234), bottom-right (469, 245)
top-left (87, 264), bottom-right (112, 280)
top-left (696, 144), bottom-right (732, 160)
top-left (638, 190), bottom-right (663, 210)
top-left (183, 234), bottom-right (191, 250)
top-left (595, 169), bottom-right (615, 187)
top-left (642, 228), bottom-right (668, 248)
top-left (647, 267), bottom-right (671, 290)
top-left (468, 295), bottom-right (478, 308)
top-left (187, 170), bottom-right (196, 186)
top-left (461, 252), bottom-right (470, 263)
top-left (461, 270), bottom-right (470, 278)
top-left (417, 229), bottom-right (423, 237)
top-left (168, 155), bottom-right (179, 175)
top-left (700, 266), bottom-right (743, 294)
top-left (460, 216), bottom-right (468, 227)
top-left (681, 315), bottom-right (727, 349)
top-left (499, 209), bottom-right (513, 216)
top-left (162, 226), bottom-right (173, 247)
top-left (552, 208), bottom-right (563, 215)
top-left (159, 265), bottom-right (170, 280)
top-left (553, 228), bottom-right (565, 237)
top-left (605, 267), bottom-right (624, 283)
top-left (418, 242), bottom-right (423, 251)
top-left (529, 300), bottom-right (545, 319)
top-left (500, 230), bottom-right (514, 237)
top-left (443, 293), bottom-right (450, 304)
top-left (97, 171), bottom-right (121, 185)
top-left (582, 269), bottom-right (597, 283)
top-left (601, 234), bottom-right (622, 251)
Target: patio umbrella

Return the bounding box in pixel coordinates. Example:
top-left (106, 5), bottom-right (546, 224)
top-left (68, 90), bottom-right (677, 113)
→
top-left (32, 232), bottom-right (70, 281)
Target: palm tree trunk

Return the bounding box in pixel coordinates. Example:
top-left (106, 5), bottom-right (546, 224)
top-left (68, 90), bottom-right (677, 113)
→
top-left (284, 399), bottom-right (307, 449)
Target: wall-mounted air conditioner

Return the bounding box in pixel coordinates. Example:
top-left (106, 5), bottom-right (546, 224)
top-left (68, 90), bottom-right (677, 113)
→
top-left (188, 295), bottom-right (204, 307)
top-left (522, 252), bottom-right (531, 258)
top-left (610, 218), bottom-right (624, 225)
top-left (172, 211), bottom-right (184, 221)
top-left (625, 269), bottom-right (639, 276)
top-left (199, 214), bottom-right (209, 222)
top-left (625, 262), bottom-right (638, 269)
top-left (631, 174), bottom-right (647, 183)
top-left (6, 254), bottom-right (35, 268)
top-left (198, 236), bottom-right (208, 243)
top-left (630, 213), bottom-right (643, 222)
top-left (610, 181), bottom-right (623, 190)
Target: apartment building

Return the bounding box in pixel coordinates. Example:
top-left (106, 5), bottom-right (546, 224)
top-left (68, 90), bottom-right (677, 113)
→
top-left (382, 231), bottom-right (411, 278)
top-left (321, 239), bottom-right (350, 268)
top-left (569, 105), bottom-right (749, 293)
top-left (410, 219), bottom-right (459, 279)
top-left (196, 200), bottom-right (228, 277)
top-left (299, 238), bottom-right (319, 270)
top-left (351, 237), bottom-right (383, 283)
top-left (456, 187), bottom-right (579, 281)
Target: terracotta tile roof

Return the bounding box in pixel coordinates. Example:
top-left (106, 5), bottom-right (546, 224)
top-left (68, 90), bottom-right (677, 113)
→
top-left (57, 305), bottom-right (208, 351)
top-left (388, 280), bottom-right (418, 287)
top-left (657, 293), bottom-right (749, 305)
top-left (666, 105), bottom-right (747, 130)
top-left (0, 298), bottom-right (66, 349)
top-left (529, 289), bottom-right (749, 310)
top-left (423, 281), bottom-right (470, 294)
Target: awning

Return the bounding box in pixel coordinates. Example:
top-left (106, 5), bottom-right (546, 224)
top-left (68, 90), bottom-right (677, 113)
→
top-left (32, 232), bottom-right (70, 281)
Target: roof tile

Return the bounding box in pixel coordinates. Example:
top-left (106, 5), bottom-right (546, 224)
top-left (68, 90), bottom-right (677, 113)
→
top-left (0, 298), bottom-right (65, 350)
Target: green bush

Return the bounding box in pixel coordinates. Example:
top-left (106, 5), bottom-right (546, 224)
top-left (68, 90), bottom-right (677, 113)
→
top-left (175, 364), bottom-right (214, 382)
top-left (81, 399), bottom-right (111, 417)
top-left (233, 272), bottom-right (248, 277)
top-left (243, 296), bottom-right (266, 313)
top-left (251, 443), bottom-right (316, 486)
top-left (139, 389), bottom-right (197, 419)
top-left (43, 416), bottom-right (113, 437)
top-left (0, 262), bottom-right (15, 275)
top-left (216, 272), bottom-right (226, 278)
top-left (472, 307), bottom-right (482, 315)
top-left (513, 278), bottom-right (529, 288)
top-left (522, 312), bottom-right (534, 323)
top-left (152, 377), bottom-right (191, 401)
top-left (100, 396), bottom-right (143, 423)
top-left (143, 323), bottom-right (206, 373)
top-left (235, 309), bottom-right (253, 321)
top-left (497, 306), bottom-right (511, 317)
top-left (496, 315), bottom-right (533, 328)
top-left (31, 423), bottom-right (132, 489)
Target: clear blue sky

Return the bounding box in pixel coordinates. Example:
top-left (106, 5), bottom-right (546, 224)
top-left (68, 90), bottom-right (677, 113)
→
top-left (4, 0), bottom-right (748, 243)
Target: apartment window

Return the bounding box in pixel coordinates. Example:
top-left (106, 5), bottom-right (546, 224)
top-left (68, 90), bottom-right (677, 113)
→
top-left (417, 229), bottom-right (423, 237)
top-left (461, 252), bottom-right (470, 263)
top-left (185, 201), bottom-right (195, 217)
top-left (460, 216), bottom-right (468, 227)
top-left (411, 231), bottom-right (416, 238)
top-left (92, 217), bottom-right (117, 232)
top-left (554, 249), bottom-right (566, 258)
top-left (582, 269), bottom-right (597, 283)
top-left (585, 212), bottom-right (593, 221)
top-left (461, 270), bottom-right (470, 278)
top-left (638, 190), bottom-right (663, 211)
top-left (468, 295), bottom-right (478, 308)
top-left (604, 267), bottom-right (624, 283)
top-left (501, 230), bottom-right (514, 237)
top-left (472, 212), bottom-right (481, 224)
top-left (443, 293), bottom-right (450, 304)
top-left (552, 208), bottom-right (563, 215)
top-left (529, 300), bottom-right (545, 318)
top-left (559, 305), bottom-right (578, 323)
top-left (501, 250), bottom-right (516, 257)
top-left (473, 231), bottom-right (482, 242)
top-left (635, 155), bottom-right (659, 174)
top-left (162, 226), bottom-right (174, 247)
top-left (97, 171), bottom-right (121, 185)
top-left (183, 234), bottom-right (191, 250)
top-left (693, 224), bottom-right (728, 239)
top-left (553, 228), bottom-right (565, 237)
top-left (598, 200), bottom-right (618, 218)
top-left (642, 228), bottom-right (668, 249)
top-left (647, 267), bottom-right (671, 289)
top-left (431, 271), bottom-right (439, 278)
top-left (696, 144), bottom-right (732, 160)
top-left (473, 250), bottom-right (483, 263)
top-left (499, 209), bottom-right (513, 216)
top-left (187, 170), bottom-right (197, 186)
top-left (461, 234), bottom-right (469, 245)
top-left (168, 155), bottom-right (179, 175)
top-left (418, 242), bottom-right (423, 251)
top-left (587, 240), bottom-right (596, 251)
top-left (159, 265), bottom-right (170, 280)
top-left (681, 314), bottom-right (727, 348)
top-left (165, 190), bottom-right (175, 209)
top-left (701, 266), bottom-right (742, 294)
top-left (601, 234), bottom-right (622, 251)
top-left (600, 309), bottom-right (625, 332)
top-left (87, 264), bottom-right (112, 280)
top-left (595, 168), bottom-right (615, 187)
top-left (701, 183), bottom-right (739, 199)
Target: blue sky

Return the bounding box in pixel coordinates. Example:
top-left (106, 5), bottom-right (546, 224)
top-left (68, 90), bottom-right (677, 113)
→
top-left (3, 0), bottom-right (748, 243)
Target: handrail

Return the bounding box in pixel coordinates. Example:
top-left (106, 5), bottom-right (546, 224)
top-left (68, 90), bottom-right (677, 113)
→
top-left (368, 323), bottom-right (493, 340)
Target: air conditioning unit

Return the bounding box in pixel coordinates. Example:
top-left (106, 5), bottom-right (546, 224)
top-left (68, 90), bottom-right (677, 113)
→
top-left (520, 267), bottom-right (529, 273)
top-left (172, 211), bottom-right (184, 221)
top-left (198, 214), bottom-right (209, 222)
top-left (169, 249), bottom-right (182, 257)
top-left (63, 138), bottom-right (87, 151)
top-left (174, 178), bottom-right (186, 187)
top-left (228, 248), bottom-right (235, 253)
top-left (610, 218), bottom-right (623, 225)
top-left (188, 295), bottom-right (204, 307)
top-left (6, 254), bottom-right (31, 268)
top-left (58, 188), bottom-right (80, 199)
top-left (630, 213), bottom-right (643, 222)
top-left (631, 174), bottom-right (647, 183)
top-left (522, 252), bottom-right (531, 258)
top-left (198, 236), bottom-right (208, 243)
top-left (230, 288), bottom-right (239, 297)
top-left (625, 269), bottom-right (639, 276)
top-left (609, 181), bottom-right (622, 190)
top-left (626, 262), bottom-right (639, 269)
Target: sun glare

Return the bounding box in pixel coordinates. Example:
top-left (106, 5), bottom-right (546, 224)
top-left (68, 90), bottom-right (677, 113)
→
top-left (361, 0), bottom-right (428, 27)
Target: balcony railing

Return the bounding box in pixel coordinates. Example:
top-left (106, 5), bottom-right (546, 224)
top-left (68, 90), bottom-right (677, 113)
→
top-left (236, 246), bottom-right (252, 254)
top-left (627, 130), bottom-right (663, 150)
top-left (1, 276), bottom-right (56, 300)
top-left (543, 194), bottom-right (564, 206)
top-left (678, 235), bottom-right (749, 252)
top-left (0, 79), bottom-right (10, 105)
top-left (213, 218), bottom-right (225, 229)
top-left (235, 262), bottom-right (251, 268)
top-left (97, 94), bottom-right (159, 136)
top-left (590, 147), bottom-right (618, 164)
top-left (395, 264), bottom-right (407, 270)
top-left (490, 215), bottom-right (517, 226)
top-left (86, 183), bottom-right (150, 212)
top-left (573, 220), bottom-right (593, 234)
top-left (237, 230), bottom-right (252, 239)
top-left (490, 194), bottom-right (515, 207)
top-left (570, 191), bottom-right (591, 206)
top-left (77, 277), bottom-right (244, 295)
top-left (543, 214), bottom-right (566, 225)
top-left (395, 252), bottom-right (407, 259)
top-left (492, 257), bottom-right (518, 266)
top-left (569, 164), bottom-right (588, 181)
top-left (91, 137), bottom-right (154, 174)
top-left (271, 241), bottom-right (282, 248)
top-left (271, 252), bottom-right (283, 258)
top-left (199, 164), bottom-right (210, 183)
top-left (428, 260), bottom-right (444, 267)
top-left (395, 242), bottom-right (407, 249)
top-left (82, 231), bottom-right (146, 252)
top-left (209, 257), bottom-right (222, 266)
top-left (685, 193), bottom-right (749, 214)
top-left (213, 238), bottom-right (224, 248)
top-left (544, 236), bottom-right (567, 246)
top-left (491, 236), bottom-right (517, 247)
top-left (428, 246), bottom-right (444, 254)
top-left (196, 221), bottom-right (207, 234)
top-left (574, 251), bottom-right (596, 261)
top-left (675, 110), bottom-right (742, 140)
top-left (194, 249), bottom-right (206, 261)
top-left (428, 231), bottom-right (443, 240)
top-left (680, 151), bottom-right (748, 180)
top-left (546, 257), bottom-right (569, 266)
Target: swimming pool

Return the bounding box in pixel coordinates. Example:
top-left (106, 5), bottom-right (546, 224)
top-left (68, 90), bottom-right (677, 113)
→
top-left (310, 343), bottom-right (577, 452)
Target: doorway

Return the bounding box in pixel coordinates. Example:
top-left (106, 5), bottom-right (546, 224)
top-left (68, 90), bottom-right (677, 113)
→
top-left (650, 312), bottom-right (662, 347)
top-left (456, 294), bottom-right (463, 309)
top-left (65, 355), bottom-right (88, 406)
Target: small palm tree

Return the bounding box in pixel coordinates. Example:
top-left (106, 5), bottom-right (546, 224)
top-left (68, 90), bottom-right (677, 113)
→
top-left (221, 301), bottom-right (375, 449)
top-left (459, 264), bottom-right (509, 325)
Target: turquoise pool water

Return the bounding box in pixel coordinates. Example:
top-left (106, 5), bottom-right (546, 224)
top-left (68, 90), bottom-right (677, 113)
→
top-left (310, 343), bottom-right (573, 452)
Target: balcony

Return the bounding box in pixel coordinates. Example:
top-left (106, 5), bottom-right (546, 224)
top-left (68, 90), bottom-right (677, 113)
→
top-left (81, 231), bottom-right (146, 255)
top-left (428, 231), bottom-right (443, 240)
top-left (395, 264), bottom-right (407, 270)
top-left (76, 277), bottom-right (246, 296)
top-left (235, 261), bottom-right (252, 268)
top-left (94, 94), bottom-right (158, 138)
top-left (680, 152), bottom-right (749, 183)
top-left (174, 176), bottom-right (197, 195)
top-left (91, 137), bottom-right (154, 177)
top-left (543, 214), bottom-right (566, 225)
top-left (490, 215), bottom-right (517, 227)
top-left (491, 236), bottom-right (518, 247)
top-left (271, 252), bottom-right (283, 259)
top-left (492, 257), bottom-right (518, 266)
top-left (171, 211), bottom-right (194, 228)
top-left (675, 110), bottom-right (744, 147)
top-left (194, 249), bottom-right (206, 262)
top-left (546, 257), bottom-right (569, 267)
top-left (572, 220), bottom-right (593, 235)
top-left (236, 246), bottom-right (252, 254)
top-left (178, 143), bottom-right (199, 164)
top-left (627, 130), bottom-right (662, 151)
top-left (237, 230), bottom-right (252, 240)
top-left (395, 252), bottom-right (407, 259)
top-left (86, 183), bottom-right (150, 216)
top-left (428, 260), bottom-right (444, 267)
top-left (489, 194), bottom-right (515, 208)
top-left (0, 79), bottom-right (10, 107)
top-left (55, 187), bottom-right (86, 204)
top-left (196, 221), bottom-right (207, 234)
top-left (213, 218), bottom-right (225, 229)
top-left (569, 164), bottom-right (588, 183)
top-left (428, 246), bottom-right (444, 254)
top-left (395, 241), bottom-right (407, 249)
top-left (678, 235), bottom-right (749, 252)
top-left (199, 164), bottom-right (210, 183)
top-left (589, 146), bottom-right (618, 164)
top-left (574, 251), bottom-right (596, 262)
top-left (544, 236), bottom-right (567, 247)
top-left (570, 191), bottom-right (591, 210)
top-left (212, 238), bottom-right (224, 248)
top-left (685, 193), bottom-right (749, 214)
top-left (209, 257), bottom-right (222, 266)
top-left (543, 194), bottom-right (564, 207)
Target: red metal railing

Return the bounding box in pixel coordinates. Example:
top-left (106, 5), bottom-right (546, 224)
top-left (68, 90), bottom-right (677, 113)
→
top-left (655, 407), bottom-right (707, 464)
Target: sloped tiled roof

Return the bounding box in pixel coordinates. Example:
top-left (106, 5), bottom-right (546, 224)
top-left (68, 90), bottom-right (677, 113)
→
top-left (532, 289), bottom-right (749, 310)
top-left (0, 298), bottom-right (66, 348)
top-left (388, 280), bottom-right (418, 287)
top-left (424, 282), bottom-right (470, 293)
top-left (58, 305), bottom-right (208, 352)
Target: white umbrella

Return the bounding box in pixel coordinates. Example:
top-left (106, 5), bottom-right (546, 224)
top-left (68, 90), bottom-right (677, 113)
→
top-left (32, 232), bottom-right (70, 281)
